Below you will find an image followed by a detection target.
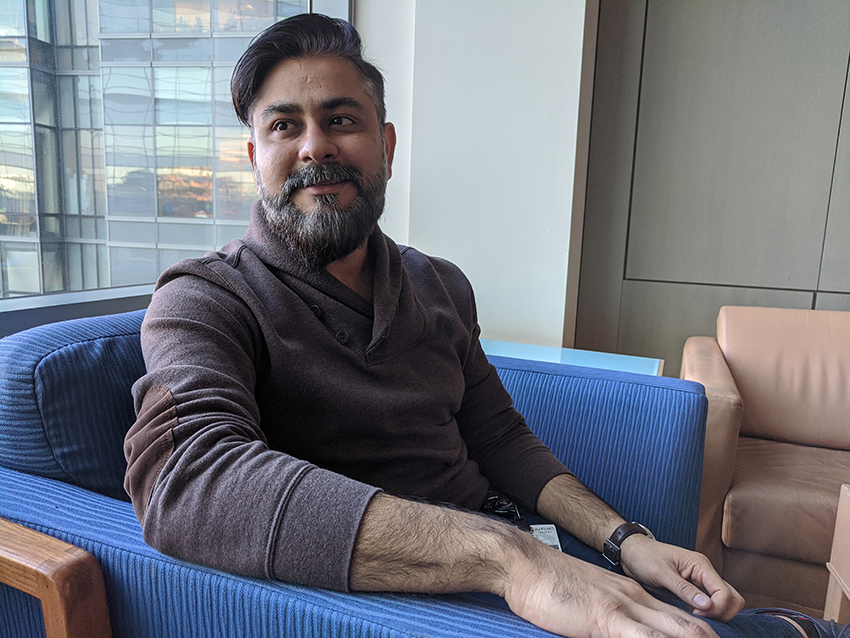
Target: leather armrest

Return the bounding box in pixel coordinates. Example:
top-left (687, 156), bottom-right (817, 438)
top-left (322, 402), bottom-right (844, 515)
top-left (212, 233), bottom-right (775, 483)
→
top-left (0, 517), bottom-right (112, 638)
top-left (680, 336), bottom-right (744, 571)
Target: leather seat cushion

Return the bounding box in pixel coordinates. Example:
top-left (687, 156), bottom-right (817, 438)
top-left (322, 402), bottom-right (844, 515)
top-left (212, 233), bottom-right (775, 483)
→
top-left (722, 436), bottom-right (850, 564)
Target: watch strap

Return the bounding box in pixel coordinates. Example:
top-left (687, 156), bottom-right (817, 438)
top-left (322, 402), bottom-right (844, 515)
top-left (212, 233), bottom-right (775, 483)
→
top-left (602, 522), bottom-right (654, 566)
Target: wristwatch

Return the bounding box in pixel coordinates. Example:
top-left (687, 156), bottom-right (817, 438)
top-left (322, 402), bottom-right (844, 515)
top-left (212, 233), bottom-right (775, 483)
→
top-left (602, 522), bottom-right (654, 566)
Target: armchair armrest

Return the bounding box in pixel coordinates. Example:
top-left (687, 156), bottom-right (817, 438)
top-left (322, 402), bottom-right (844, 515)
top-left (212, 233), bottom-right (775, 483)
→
top-left (0, 517), bottom-right (112, 638)
top-left (680, 336), bottom-right (744, 570)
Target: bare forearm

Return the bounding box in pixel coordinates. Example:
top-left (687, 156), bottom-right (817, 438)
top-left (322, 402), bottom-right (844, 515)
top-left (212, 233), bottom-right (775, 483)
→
top-left (536, 473), bottom-right (625, 551)
top-left (350, 493), bottom-right (536, 595)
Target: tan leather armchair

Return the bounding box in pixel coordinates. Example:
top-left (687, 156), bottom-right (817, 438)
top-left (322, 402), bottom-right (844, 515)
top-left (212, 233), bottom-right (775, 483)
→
top-left (681, 305), bottom-right (850, 616)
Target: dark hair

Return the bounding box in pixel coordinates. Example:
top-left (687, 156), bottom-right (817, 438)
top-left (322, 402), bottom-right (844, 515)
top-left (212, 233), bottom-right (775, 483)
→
top-left (231, 13), bottom-right (386, 128)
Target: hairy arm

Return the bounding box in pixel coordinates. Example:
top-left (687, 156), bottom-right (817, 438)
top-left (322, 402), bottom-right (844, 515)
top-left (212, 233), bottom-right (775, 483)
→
top-left (350, 494), bottom-right (720, 638)
top-left (536, 473), bottom-right (744, 623)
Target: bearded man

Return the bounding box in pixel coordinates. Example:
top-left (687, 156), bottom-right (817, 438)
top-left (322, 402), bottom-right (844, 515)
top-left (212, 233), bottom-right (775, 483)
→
top-left (124, 13), bottom-right (840, 638)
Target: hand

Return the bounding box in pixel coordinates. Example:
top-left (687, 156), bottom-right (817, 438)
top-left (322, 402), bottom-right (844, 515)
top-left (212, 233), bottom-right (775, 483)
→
top-left (501, 536), bottom-right (721, 638)
top-left (618, 534), bottom-right (745, 622)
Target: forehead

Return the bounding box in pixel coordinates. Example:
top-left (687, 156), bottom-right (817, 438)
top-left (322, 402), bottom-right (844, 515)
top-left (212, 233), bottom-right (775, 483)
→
top-left (252, 55), bottom-right (372, 113)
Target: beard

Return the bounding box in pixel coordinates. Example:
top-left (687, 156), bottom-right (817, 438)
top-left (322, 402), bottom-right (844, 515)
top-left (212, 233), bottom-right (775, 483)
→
top-left (256, 159), bottom-right (388, 271)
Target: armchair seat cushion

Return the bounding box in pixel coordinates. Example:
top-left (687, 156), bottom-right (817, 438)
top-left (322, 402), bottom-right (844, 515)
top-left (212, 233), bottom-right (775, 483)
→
top-left (722, 436), bottom-right (850, 564)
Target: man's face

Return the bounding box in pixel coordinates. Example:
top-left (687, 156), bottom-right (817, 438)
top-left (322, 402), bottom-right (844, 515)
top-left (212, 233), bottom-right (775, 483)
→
top-left (247, 55), bottom-right (396, 269)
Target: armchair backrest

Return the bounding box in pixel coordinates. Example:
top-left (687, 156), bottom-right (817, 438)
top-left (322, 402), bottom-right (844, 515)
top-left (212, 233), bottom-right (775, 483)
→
top-left (716, 305), bottom-right (850, 450)
top-left (0, 310), bottom-right (146, 500)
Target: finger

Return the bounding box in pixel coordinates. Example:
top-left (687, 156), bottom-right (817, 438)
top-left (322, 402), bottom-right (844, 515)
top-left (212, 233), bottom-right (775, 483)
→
top-left (685, 566), bottom-right (746, 621)
top-left (627, 597), bottom-right (720, 638)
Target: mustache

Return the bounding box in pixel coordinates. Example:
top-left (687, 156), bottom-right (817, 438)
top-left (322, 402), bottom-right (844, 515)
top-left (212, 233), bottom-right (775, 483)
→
top-left (282, 163), bottom-right (363, 198)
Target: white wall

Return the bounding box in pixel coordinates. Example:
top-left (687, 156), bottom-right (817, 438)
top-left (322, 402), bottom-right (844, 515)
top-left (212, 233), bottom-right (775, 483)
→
top-left (356, 0), bottom-right (590, 347)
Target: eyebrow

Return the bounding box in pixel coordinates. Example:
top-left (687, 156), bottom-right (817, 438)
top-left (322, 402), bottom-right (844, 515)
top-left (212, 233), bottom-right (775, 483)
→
top-left (258, 96), bottom-right (367, 122)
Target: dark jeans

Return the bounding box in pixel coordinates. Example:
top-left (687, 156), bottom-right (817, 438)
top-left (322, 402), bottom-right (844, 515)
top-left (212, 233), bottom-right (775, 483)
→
top-left (521, 511), bottom-right (812, 638)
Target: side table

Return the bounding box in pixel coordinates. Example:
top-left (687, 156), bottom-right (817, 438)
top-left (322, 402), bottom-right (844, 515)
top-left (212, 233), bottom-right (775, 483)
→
top-left (825, 484), bottom-right (850, 622)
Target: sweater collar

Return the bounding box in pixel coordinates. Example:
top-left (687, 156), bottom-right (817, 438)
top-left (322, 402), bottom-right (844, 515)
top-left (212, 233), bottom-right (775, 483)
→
top-left (242, 201), bottom-right (410, 352)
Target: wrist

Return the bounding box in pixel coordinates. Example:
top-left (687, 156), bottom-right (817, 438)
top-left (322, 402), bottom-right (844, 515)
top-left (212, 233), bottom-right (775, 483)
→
top-left (602, 522), bottom-right (654, 567)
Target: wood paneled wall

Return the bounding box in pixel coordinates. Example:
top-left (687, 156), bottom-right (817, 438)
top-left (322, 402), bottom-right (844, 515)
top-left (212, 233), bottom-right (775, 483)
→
top-left (576, 0), bottom-right (850, 375)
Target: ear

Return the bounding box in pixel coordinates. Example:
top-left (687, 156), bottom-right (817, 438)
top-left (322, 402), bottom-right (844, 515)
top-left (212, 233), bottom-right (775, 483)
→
top-left (247, 136), bottom-right (256, 167)
top-left (383, 122), bottom-right (397, 179)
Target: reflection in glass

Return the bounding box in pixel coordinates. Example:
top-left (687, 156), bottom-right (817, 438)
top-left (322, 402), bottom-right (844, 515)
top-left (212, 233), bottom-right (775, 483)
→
top-left (0, 0), bottom-right (26, 36)
top-left (35, 126), bottom-right (61, 218)
top-left (213, 0), bottom-right (274, 32)
top-left (107, 167), bottom-right (156, 216)
top-left (212, 36), bottom-right (252, 63)
top-left (28, 0), bottom-right (52, 44)
top-left (105, 125), bottom-right (155, 168)
top-left (109, 245), bottom-right (159, 286)
top-left (63, 129), bottom-right (106, 217)
top-left (153, 0), bottom-right (210, 34)
top-left (103, 67), bottom-right (154, 126)
top-left (1, 243), bottom-right (40, 294)
top-left (0, 68), bottom-right (29, 123)
top-left (153, 37), bottom-right (211, 62)
top-left (99, 0), bottom-right (151, 34)
top-left (158, 220), bottom-right (215, 246)
top-left (157, 167), bottom-right (213, 218)
top-left (54, 0), bottom-right (98, 46)
top-left (215, 127), bottom-right (254, 220)
top-left (155, 67), bottom-right (212, 125)
top-left (213, 65), bottom-right (238, 126)
top-left (31, 68), bottom-right (57, 127)
top-left (100, 38), bottom-right (151, 63)
top-left (277, 0), bottom-right (307, 18)
top-left (0, 38), bottom-right (27, 62)
top-left (156, 125), bottom-right (212, 167)
top-left (0, 125), bottom-right (35, 228)
top-left (59, 75), bottom-right (103, 130)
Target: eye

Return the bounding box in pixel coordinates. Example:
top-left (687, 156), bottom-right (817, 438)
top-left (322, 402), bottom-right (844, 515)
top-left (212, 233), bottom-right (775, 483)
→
top-left (329, 115), bottom-right (355, 126)
top-left (273, 120), bottom-right (289, 132)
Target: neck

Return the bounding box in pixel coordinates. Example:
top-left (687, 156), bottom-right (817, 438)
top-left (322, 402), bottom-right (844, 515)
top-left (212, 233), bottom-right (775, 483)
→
top-left (325, 239), bottom-right (374, 302)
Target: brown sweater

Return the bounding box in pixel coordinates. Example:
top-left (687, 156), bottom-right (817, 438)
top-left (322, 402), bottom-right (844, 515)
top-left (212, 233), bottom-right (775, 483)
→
top-left (124, 202), bottom-right (568, 591)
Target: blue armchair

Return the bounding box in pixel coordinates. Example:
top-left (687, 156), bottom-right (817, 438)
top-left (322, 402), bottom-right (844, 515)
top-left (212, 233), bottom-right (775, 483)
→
top-left (0, 310), bottom-right (707, 638)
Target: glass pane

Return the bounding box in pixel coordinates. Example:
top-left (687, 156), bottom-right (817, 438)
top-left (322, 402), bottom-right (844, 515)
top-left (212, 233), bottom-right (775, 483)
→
top-left (41, 241), bottom-right (64, 291)
top-left (152, 37), bottom-right (211, 62)
top-left (216, 223), bottom-right (247, 246)
top-left (2, 243), bottom-right (40, 294)
top-left (103, 67), bottom-right (154, 125)
top-left (0, 38), bottom-right (27, 62)
top-left (31, 68), bottom-right (56, 127)
top-left (67, 241), bottom-right (83, 289)
top-left (107, 166), bottom-right (156, 216)
top-left (157, 167), bottom-right (212, 218)
top-left (0, 0), bottom-right (26, 36)
top-left (212, 36), bottom-right (251, 62)
top-left (109, 245), bottom-right (159, 286)
top-left (70, 0), bottom-right (98, 46)
top-left (213, 0), bottom-right (273, 32)
top-left (100, 37), bottom-right (151, 63)
top-left (34, 125), bottom-right (61, 216)
top-left (28, 0), bottom-right (52, 44)
top-left (154, 67), bottom-right (211, 126)
top-left (277, 0), bottom-right (307, 19)
top-left (213, 65), bottom-right (238, 126)
top-left (159, 247), bottom-right (204, 271)
top-left (155, 125), bottom-right (211, 167)
top-left (153, 0), bottom-right (209, 34)
top-left (158, 220), bottom-right (214, 246)
top-left (105, 124), bottom-right (155, 168)
top-left (0, 68), bottom-right (29, 123)
top-left (0, 125), bottom-right (35, 221)
top-left (108, 219), bottom-right (156, 243)
top-left (62, 129), bottom-right (80, 215)
top-left (215, 127), bottom-right (253, 220)
top-left (81, 242), bottom-right (100, 288)
top-left (99, 0), bottom-right (151, 34)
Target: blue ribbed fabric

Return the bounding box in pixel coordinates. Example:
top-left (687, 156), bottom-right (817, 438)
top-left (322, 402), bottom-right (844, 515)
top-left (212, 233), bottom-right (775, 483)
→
top-left (488, 355), bottom-right (707, 549)
top-left (0, 467), bottom-right (559, 638)
top-left (0, 310), bottom-right (145, 500)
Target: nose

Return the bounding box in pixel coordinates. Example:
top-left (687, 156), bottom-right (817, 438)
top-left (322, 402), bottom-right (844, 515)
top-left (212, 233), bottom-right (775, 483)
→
top-left (298, 123), bottom-right (338, 164)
